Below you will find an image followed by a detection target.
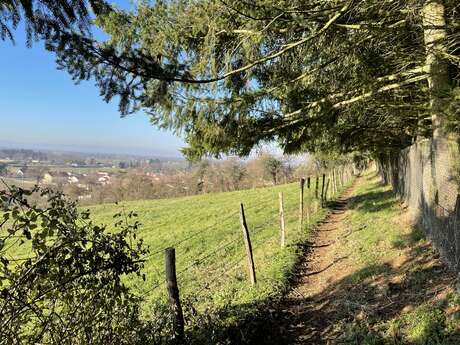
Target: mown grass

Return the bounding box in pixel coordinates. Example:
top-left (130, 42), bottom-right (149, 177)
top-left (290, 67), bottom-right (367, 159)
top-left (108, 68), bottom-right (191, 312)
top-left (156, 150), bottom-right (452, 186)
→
top-left (335, 173), bottom-right (460, 345)
top-left (4, 175), bottom-right (352, 341)
top-left (88, 180), bottom-right (347, 316)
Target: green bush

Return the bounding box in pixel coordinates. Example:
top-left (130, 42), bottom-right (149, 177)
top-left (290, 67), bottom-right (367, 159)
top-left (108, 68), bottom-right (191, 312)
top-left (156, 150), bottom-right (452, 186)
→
top-left (0, 185), bottom-right (154, 344)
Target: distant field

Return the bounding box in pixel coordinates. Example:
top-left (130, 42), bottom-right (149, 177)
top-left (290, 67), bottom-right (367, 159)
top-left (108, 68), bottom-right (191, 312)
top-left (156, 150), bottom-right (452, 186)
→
top-left (5, 164), bottom-right (125, 175)
top-left (88, 180), bottom-right (347, 317)
top-left (46, 166), bottom-right (126, 174)
top-left (1, 177), bottom-right (38, 188)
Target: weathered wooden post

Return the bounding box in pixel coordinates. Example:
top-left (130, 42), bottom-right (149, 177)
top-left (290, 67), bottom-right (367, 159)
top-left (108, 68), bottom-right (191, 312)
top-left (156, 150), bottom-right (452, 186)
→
top-left (315, 175), bottom-right (319, 199)
top-left (329, 172), bottom-right (333, 196)
top-left (299, 178), bottom-right (305, 231)
top-left (321, 174), bottom-right (326, 207)
top-left (332, 169), bottom-right (336, 195)
top-left (239, 203), bottom-right (256, 285)
top-left (165, 247), bottom-right (185, 343)
top-left (339, 168), bottom-right (343, 187)
top-left (337, 168), bottom-right (340, 188)
top-left (279, 192), bottom-right (286, 247)
top-left (325, 178), bottom-right (330, 205)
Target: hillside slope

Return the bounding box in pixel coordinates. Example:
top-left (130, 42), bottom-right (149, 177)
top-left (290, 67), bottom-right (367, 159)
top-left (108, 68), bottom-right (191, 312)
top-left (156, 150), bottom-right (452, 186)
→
top-left (89, 180), bottom-right (336, 318)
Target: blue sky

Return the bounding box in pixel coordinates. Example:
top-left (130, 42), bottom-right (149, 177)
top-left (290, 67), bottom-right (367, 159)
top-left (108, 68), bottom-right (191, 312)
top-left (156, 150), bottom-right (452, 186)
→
top-left (0, 5), bottom-right (185, 158)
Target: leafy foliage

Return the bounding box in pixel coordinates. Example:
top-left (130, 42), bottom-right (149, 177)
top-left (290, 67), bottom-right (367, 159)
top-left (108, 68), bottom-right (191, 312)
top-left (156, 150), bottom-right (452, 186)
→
top-left (0, 0), bottom-right (110, 44)
top-left (44, 0), bottom-right (460, 159)
top-left (0, 184), bottom-right (152, 344)
top-left (260, 154), bottom-right (283, 184)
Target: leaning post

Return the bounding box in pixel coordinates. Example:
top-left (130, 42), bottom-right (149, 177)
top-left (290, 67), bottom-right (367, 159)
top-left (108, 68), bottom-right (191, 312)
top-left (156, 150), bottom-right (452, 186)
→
top-left (239, 203), bottom-right (256, 285)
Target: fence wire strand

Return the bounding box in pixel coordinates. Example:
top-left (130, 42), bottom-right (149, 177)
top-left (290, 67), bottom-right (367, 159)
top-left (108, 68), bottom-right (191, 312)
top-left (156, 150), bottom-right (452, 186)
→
top-left (136, 171), bottom-right (354, 303)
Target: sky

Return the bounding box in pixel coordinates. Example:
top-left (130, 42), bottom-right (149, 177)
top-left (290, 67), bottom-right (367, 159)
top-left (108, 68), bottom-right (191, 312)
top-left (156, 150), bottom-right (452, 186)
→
top-left (0, 2), bottom-right (185, 158)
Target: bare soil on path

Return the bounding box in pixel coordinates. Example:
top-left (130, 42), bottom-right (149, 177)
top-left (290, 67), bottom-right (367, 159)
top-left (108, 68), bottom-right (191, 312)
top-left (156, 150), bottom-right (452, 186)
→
top-left (245, 175), bottom-right (459, 345)
top-left (272, 179), bottom-right (362, 344)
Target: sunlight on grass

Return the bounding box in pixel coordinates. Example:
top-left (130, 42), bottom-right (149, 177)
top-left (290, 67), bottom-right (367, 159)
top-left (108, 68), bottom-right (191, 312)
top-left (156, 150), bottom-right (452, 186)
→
top-left (86, 180), bottom-right (350, 316)
top-left (336, 173), bottom-right (460, 345)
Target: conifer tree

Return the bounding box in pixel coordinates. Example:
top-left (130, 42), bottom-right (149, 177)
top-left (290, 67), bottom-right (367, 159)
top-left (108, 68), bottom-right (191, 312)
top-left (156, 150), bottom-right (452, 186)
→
top-left (0, 0), bottom-right (109, 43)
top-left (44, 0), bottom-right (460, 159)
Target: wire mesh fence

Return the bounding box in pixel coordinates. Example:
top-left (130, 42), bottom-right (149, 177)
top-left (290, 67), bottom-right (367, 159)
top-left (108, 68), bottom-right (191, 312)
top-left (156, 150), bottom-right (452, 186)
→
top-left (378, 137), bottom-right (460, 271)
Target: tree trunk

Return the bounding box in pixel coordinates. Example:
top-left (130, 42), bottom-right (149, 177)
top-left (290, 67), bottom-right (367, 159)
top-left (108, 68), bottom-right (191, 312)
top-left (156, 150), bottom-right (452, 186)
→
top-left (421, 0), bottom-right (451, 138)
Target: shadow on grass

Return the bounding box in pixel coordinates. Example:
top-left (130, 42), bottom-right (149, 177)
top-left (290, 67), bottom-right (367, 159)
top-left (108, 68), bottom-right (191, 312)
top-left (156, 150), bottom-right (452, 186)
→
top-left (392, 226), bottom-right (427, 250)
top-left (185, 235), bottom-right (459, 345)
top-left (182, 179), bottom-right (459, 345)
top-left (346, 189), bottom-right (396, 213)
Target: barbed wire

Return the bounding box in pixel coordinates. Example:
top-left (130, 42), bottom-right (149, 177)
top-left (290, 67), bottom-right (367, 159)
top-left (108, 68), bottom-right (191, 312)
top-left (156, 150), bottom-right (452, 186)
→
top-left (190, 254), bottom-right (247, 297)
top-left (137, 280), bottom-right (163, 298)
top-left (142, 209), bottom-right (240, 259)
top-left (252, 232), bottom-right (278, 250)
top-left (137, 241), bottom-right (246, 299)
top-left (135, 176), bottom-right (354, 301)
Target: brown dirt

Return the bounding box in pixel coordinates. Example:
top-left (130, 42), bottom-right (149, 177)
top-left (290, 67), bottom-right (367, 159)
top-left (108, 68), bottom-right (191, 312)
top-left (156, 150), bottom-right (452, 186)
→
top-left (248, 177), bottom-right (457, 345)
top-left (275, 178), bottom-right (363, 344)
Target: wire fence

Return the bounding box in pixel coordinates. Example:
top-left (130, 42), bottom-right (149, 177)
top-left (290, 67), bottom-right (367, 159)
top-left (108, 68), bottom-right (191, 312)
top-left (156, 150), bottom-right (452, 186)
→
top-left (132, 166), bottom-right (356, 338)
top-left (379, 137), bottom-right (460, 271)
top-left (1, 165), bottom-right (356, 334)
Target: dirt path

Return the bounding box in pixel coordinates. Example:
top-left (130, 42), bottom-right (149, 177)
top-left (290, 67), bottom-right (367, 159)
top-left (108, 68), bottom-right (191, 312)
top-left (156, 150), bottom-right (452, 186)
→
top-left (251, 175), bottom-right (458, 345)
top-left (271, 178), bottom-right (362, 344)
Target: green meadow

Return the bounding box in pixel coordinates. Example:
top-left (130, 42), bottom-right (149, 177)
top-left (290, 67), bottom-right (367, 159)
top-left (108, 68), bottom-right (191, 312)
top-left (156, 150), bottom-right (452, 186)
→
top-left (88, 180), bottom-right (340, 315)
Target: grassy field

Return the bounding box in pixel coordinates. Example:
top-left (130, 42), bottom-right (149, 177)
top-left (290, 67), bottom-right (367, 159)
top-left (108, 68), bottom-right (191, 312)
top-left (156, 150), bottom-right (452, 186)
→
top-left (3, 173), bottom-right (351, 341)
top-left (88, 178), bottom-right (348, 319)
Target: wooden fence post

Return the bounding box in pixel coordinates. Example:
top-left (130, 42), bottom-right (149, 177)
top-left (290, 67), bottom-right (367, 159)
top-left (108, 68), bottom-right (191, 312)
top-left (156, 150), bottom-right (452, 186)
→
top-left (321, 174), bottom-right (326, 207)
top-left (165, 247), bottom-right (185, 343)
top-left (337, 168), bottom-right (340, 189)
top-left (279, 192), bottom-right (286, 247)
top-left (332, 169), bottom-right (336, 195)
top-left (315, 175), bottom-right (319, 199)
top-left (306, 203), bottom-right (310, 227)
top-left (299, 178), bottom-right (305, 231)
top-left (325, 178), bottom-right (330, 205)
top-left (239, 203), bottom-right (256, 285)
top-left (329, 172), bottom-right (333, 196)
top-left (339, 168), bottom-right (343, 187)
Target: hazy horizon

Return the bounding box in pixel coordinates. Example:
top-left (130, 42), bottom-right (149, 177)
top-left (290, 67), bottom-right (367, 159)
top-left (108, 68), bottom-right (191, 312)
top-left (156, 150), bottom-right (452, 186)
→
top-left (0, 140), bottom-right (185, 159)
top-left (0, 0), bottom-right (185, 159)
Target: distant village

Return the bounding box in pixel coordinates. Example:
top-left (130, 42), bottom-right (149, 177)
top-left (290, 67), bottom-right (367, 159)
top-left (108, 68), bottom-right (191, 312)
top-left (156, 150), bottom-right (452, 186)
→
top-left (0, 148), bottom-right (304, 205)
top-left (0, 148), bottom-right (187, 202)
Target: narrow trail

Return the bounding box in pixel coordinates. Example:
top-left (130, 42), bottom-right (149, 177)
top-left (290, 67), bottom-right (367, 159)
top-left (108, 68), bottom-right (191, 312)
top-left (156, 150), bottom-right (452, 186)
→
top-left (283, 179), bottom-right (361, 343)
top-left (244, 174), bottom-right (458, 345)
top-left (266, 178), bottom-right (363, 344)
